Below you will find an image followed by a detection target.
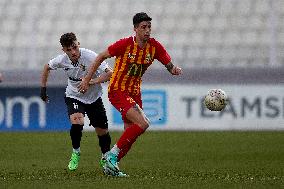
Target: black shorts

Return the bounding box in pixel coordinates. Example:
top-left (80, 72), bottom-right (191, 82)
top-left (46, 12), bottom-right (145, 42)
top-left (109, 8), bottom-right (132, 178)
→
top-left (64, 96), bottom-right (108, 129)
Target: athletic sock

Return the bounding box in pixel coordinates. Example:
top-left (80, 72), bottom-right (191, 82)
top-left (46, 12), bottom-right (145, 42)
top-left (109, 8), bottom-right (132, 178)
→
top-left (70, 124), bottom-right (84, 150)
top-left (73, 147), bottom-right (80, 153)
top-left (118, 142), bottom-right (133, 161)
top-left (110, 144), bottom-right (120, 155)
top-left (98, 132), bottom-right (111, 154)
top-left (116, 124), bottom-right (145, 160)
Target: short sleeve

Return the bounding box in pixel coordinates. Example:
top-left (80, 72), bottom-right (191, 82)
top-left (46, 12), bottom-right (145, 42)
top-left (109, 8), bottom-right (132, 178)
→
top-left (153, 39), bottom-right (171, 65)
top-left (81, 48), bottom-right (98, 66)
top-left (108, 38), bottom-right (129, 57)
top-left (98, 61), bottom-right (110, 73)
top-left (48, 55), bottom-right (65, 70)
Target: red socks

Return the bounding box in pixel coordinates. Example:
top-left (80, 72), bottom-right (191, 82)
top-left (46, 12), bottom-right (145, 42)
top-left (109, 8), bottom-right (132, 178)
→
top-left (117, 124), bottom-right (145, 160)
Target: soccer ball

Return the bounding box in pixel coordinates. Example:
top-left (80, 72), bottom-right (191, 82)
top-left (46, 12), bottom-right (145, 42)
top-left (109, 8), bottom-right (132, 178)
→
top-left (204, 89), bottom-right (228, 111)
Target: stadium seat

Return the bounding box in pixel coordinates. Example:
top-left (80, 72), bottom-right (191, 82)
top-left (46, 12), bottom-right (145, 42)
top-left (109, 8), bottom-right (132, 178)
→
top-left (0, 0), bottom-right (284, 71)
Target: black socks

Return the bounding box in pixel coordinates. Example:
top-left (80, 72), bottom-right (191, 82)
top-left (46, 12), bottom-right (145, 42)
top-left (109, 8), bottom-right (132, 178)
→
top-left (70, 124), bottom-right (83, 149)
top-left (98, 132), bottom-right (111, 154)
top-left (70, 124), bottom-right (111, 154)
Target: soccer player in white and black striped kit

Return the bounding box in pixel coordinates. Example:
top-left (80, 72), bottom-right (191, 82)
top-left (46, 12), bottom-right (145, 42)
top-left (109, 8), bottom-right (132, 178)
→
top-left (40, 32), bottom-right (113, 171)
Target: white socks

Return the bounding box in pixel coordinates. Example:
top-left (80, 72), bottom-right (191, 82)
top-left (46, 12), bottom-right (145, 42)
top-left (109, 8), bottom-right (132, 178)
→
top-left (110, 144), bottom-right (120, 156)
top-left (73, 147), bottom-right (80, 153)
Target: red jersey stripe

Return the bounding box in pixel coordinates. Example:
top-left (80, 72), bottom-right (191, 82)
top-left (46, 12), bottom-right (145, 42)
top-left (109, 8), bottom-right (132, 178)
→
top-left (129, 43), bottom-right (150, 94)
top-left (108, 45), bottom-right (131, 92)
top-left (121, 43), bottom-right (138, 91)
top-left (108, 56), bottom-right (121, 92)
top-left (127, 47), bottom-right (144, 94)
top-left (115, 45), bottom-right (132, 91)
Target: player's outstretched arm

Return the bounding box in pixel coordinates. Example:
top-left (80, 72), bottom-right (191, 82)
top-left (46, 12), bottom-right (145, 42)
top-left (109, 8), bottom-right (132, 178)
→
top-left (78, 49), bottom-right (112, 93)
top-left (165, 62), bottom-right (182, 75)
top-left (40, 64), bottom-right (51, 102)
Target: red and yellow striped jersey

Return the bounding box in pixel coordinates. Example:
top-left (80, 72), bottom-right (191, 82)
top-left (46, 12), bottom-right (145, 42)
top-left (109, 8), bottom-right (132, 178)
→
top-left (108, 36), bottom-right (171, 95)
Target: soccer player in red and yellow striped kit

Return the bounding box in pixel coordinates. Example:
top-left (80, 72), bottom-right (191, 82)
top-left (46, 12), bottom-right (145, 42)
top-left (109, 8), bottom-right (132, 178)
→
top-left (79, 12), bottom-right (182, 176)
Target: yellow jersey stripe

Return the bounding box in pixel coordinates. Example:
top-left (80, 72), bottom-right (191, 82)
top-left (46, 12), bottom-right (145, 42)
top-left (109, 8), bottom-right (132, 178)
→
top-left (113, 45), bottom-right (131, 90)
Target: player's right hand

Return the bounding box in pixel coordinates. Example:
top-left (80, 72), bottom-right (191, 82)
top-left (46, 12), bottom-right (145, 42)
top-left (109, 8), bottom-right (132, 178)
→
top-left (78, 78), bottom-right (89, 93)
top-left (171, 65), bottom-right (182, 75)
top-left (40, 87), bottom-right (49, 102)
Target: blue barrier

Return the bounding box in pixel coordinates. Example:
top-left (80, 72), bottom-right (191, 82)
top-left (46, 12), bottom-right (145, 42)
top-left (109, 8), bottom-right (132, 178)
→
top-left (0, 87), bottom-right (168, 131)
top-left (0, 87), bottom-right (69, 131)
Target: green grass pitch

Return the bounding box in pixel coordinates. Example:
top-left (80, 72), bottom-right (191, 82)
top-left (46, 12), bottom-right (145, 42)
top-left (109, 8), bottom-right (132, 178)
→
top-left (0, 131), bottom-right (283, 188)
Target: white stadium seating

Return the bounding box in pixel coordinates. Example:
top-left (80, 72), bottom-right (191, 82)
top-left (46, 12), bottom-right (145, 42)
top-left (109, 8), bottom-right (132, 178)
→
top-left (0, 0), bottom-right (283, 70)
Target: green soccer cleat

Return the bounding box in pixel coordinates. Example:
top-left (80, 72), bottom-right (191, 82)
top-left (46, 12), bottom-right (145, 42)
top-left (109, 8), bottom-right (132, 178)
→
top-left (68, 152), bottom-right (80, 171)
top-left (99, 157), bottom-right (107, 169)
top-left (99, 157), bottom-right (108, 175)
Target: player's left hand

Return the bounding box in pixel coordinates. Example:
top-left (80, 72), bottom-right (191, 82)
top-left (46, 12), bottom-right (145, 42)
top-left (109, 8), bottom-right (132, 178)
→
top-left (171, 66), bottom-right (182, 75)
top-left (78, 78), bottom-right (89, 93)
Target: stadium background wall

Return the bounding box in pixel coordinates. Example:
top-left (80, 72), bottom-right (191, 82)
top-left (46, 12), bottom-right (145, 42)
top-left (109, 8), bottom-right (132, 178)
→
top-left (0, 68), bottom-right (283, 131)
top-left (1, 0), bottom-right (284, 131)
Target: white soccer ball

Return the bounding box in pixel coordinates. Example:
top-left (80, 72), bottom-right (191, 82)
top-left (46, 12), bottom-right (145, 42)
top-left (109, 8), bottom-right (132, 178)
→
top-left (204, 89), bottom-right (228, 111)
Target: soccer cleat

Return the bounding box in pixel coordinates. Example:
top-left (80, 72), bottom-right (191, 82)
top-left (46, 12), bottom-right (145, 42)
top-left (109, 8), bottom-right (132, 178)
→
top-left (99, 157), bottom-right (108, 174)
top-left (104, 151), bottom-right (120, 173)
top-left (100, 153), bottom-right (128, 177)
top-left (68, 152), bottom-right (80, 171)
top-left (100, 156), bottom-right (114, 176)
top-left (116, 170), bottom-right (129, 177)
top-left (102, 165), bottom-right (116, 176)
top-left (103, 166), bottom-right (129, 177)
top-left (99, 157), bottom-right (107, 168)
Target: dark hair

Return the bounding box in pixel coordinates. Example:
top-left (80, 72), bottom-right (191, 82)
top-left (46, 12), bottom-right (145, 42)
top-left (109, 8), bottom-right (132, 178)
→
top-left (60, 32), bottom-right (77, 47)
top-left (133, 12), bottom-right (152, 27)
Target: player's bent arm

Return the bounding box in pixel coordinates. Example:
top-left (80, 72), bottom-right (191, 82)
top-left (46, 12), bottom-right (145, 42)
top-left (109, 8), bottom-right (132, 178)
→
top-left (89, 67), bottom-right (113, 85)
top-left (165, 62), bottom-right (182, 75)
top-left (79, 49), bottom-right (112, 92)
top-left (41, 64), bottom-right (52, 87)
top-left (85, 49), bottom-right (112, 82)
top-left (40, 64), bottom-right (52, 102)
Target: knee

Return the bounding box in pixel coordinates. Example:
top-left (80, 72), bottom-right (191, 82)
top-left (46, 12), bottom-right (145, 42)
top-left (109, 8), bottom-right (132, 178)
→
top-left (96, 128), bottom-right (108, 136)
top-left (70, 113), bottom-right (84, 125)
